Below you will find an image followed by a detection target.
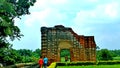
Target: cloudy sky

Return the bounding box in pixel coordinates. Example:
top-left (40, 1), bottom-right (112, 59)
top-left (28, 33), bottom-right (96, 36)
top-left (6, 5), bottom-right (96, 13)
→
top-left (12, 0), bottom-right (120, 50)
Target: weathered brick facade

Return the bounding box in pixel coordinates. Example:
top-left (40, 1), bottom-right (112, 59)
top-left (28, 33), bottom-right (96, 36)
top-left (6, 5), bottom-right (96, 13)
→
top-left (41, 25), bottom-right (96, 63)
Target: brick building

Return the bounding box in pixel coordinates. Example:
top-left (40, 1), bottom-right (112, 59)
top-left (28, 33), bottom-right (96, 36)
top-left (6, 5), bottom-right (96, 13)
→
top-left (41, 25), bottom-right (96, 63)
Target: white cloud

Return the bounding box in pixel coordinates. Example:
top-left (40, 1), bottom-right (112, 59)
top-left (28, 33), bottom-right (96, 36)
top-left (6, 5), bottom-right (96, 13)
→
top-left (24, 8), bottom-right (53, 27)
top-left (73, 10), bottom-right (97, 25)
top-left (24, 7), bottom-right (68, 27)
top-left (23, 0), bottom-right (69, 27)
top-left (73, 1), bottom-right (120, 25)
top-left (104, 2), bottom-right (119, 18)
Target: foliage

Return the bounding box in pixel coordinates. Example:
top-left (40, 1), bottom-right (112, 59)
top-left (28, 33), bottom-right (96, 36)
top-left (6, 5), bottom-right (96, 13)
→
top-left (113, 57), bottom-right (120, 60)
top-left (57, 61), bottom-right (96, 66)
top-left (97, 49), bottom-right (113, 60)
top-left (0, 46), bottom-right (22, 65)
top-left (60, 49), bottom-right (70, 57)
top-left (16, 48), bottom-right (41, 63)
top-left (17, 49), bottom-right (32, 56)
top-left (97, 61), bottom-right (120, 65)
top-left (0, 0), bottom-right (36, 44)
top-left (110, 49), bottom-right (120, 57)
top-left (0, 0), bottom-right (36, 65)
top-left (32, 48), bottom-right (41, 58)
top-left (56, 61), bottom-right (120, 68)
top-left (0, 48), bottom-right (40, 66)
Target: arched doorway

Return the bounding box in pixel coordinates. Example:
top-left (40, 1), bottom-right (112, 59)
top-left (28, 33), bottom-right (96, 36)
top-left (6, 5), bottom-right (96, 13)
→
top-left (58, 40), bottom-right (73, 62)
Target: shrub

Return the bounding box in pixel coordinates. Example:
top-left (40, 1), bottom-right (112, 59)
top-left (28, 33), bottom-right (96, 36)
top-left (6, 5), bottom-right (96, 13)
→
top-left (57, 61), bottom-right (96, 66)
top-left (57, 62), bottom-right (67, 66)
top-left (97, 61), bottom-right (120, 65)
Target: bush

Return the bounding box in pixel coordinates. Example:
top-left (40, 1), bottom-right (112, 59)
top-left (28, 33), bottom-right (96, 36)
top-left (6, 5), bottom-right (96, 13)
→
top-left (56, 61), bottom-right (96, 66)
top-left (97, 49), bottom-right (113, 60)
top-left (57, 62), bottom-right (67, 66)
top-left (97, 61), bottom-right (120, 65)
top-left (56, 61), bottom-right (120, 67)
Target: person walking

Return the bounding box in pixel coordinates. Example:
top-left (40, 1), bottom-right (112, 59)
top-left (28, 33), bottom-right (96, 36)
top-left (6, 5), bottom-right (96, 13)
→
top-left (43, 56), bottom-right (48, 68)
top-left (38, 56), bottom-right (44, 68)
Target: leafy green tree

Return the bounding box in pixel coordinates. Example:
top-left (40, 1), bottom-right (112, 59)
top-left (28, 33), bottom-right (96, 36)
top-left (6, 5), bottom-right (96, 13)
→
top-left (17, 49), bottom-right (32, 56)
top-left (17, 49), bottom-right (33, 63)
top-left (111, 49), bottom-right (120, 57)
top-left (0, 0), bottom-right (36, 47)
top-left (30, 49), bottom-right (41, 62)
top-left (15, 49), bottom-right (41, 63)
top-left (60, 49), bottom-right (70, 57)
top-left (0, 46), bottom-right (23, 65)
top-left (0, 0), bottom-right (36, 65)
top-left (33, 48), bottom-right (41, 57)
top-left (97, 49), bottom-right (113, 61)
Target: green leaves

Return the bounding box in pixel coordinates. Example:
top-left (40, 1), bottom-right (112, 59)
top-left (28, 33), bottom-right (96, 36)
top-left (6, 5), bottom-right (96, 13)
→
top-left (4, 27), bottom-right (12, 36)
top-left (97, 49), bottom-right (113, 61)
top-left (0, 0), bottom-right (36, 43)
top-left (0, 0), bottom-right (36, 65)
top-left (0, 0), bottom-right (16, 17)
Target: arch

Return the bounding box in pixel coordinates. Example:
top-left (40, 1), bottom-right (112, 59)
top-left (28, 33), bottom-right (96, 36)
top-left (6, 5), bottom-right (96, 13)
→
top-left (58, 40), bottom-right (72, 49)
top-left (57, 40), bottom-right (73, 62)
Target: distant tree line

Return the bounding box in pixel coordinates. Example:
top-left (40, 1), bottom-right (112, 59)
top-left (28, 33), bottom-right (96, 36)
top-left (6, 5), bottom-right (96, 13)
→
top-left (97, 49), bottom-right (120, 61)
top-left (1, 48), bottom-right (120, 66)
top-left (0, 48), bottom-right (41, 66)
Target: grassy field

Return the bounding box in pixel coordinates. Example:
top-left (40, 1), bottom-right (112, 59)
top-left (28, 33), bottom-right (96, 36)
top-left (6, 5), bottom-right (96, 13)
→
top-left (57, 65), bottom-right (120, 68)
top-left (60, 57), bottom-right (70, 62)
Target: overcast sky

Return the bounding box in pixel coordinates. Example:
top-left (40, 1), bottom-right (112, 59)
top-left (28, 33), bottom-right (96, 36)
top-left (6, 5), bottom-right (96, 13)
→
top-left (12, 0), bottom-right (120, 50)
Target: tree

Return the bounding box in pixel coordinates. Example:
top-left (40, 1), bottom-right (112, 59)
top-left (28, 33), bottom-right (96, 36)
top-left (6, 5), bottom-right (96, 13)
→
top-left (0, 0), bottom-right (36, 65)
top-left (31, 49), bottom-right (41, 62)
top-left (60, 49), bottom-right (70, 57)
top-left (33, 48), bottom-right (41, 57)
top-left (17, 49), bottom-right (32, 56)
top-left (0, 45), bottom-right (23, 65)
top-left (0, 0), bottom-right (36, 47)
top-left (97, 49), bottom-right (113, 61)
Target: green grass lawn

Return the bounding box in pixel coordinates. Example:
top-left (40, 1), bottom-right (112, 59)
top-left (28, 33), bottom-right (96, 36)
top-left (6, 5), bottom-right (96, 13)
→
top-left (60, 57), bottom-right (70, 62)
top-left (57, 65), bottom-right (120, 68)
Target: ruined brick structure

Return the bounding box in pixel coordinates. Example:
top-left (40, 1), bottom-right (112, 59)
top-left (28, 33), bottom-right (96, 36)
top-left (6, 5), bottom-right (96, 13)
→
top-left (41, 25), bottom-right (96, 63)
